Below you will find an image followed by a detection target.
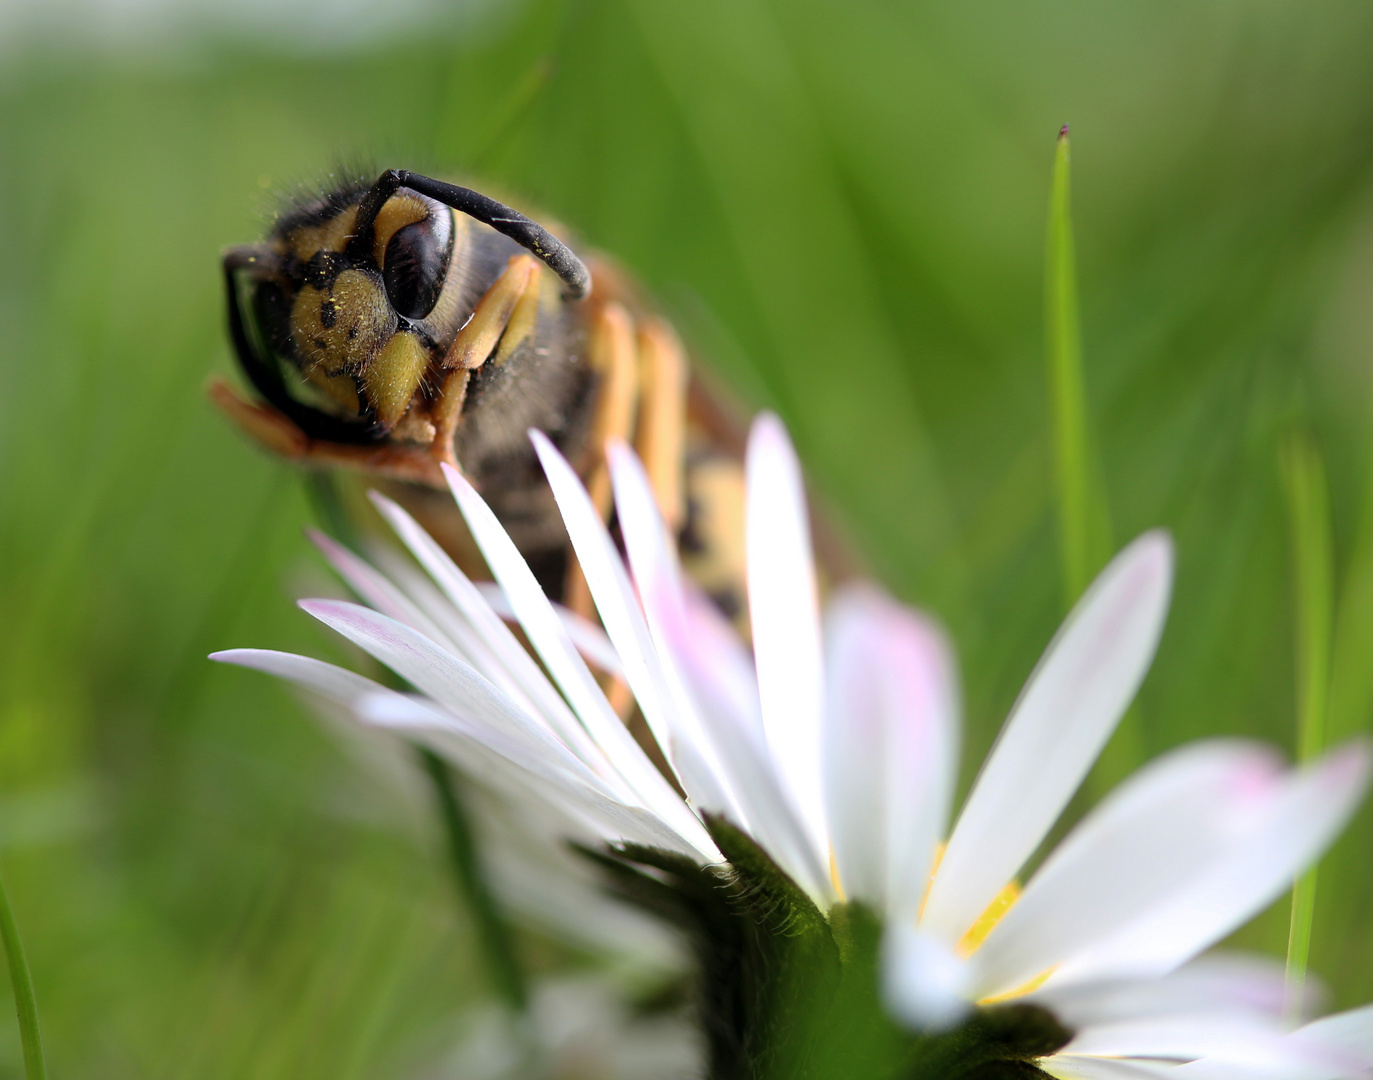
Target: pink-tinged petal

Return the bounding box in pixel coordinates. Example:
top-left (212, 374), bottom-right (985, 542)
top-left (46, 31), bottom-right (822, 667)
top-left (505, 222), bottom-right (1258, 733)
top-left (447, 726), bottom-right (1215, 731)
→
top-left (1171, 1059), bottom-right (1348, 1080)
top-left (442, 462), bottom-right (718, 860)
top-left (1294, 1004), bottom-right (1373, 1072)
top-left (1028, 954), bottom-right (1302, 1030)
top-left (657, 577), bottom-right (833, 900)
top-left (823, 584), bottom-right (958, 919)
top-left (971, 741), bottom-right (1282, 999)
top-left (746, 414), bottom-right (829, 858)
top-left (531, 431), bottom-right (711, 800)
top-left (1050, 740), bottom-right (1372, 985)
top-left (369, 492), bottom-right (611, 773)
top-left (212, 647), bottom-right (399, 708)
top-left (922, 531), bottom-right (1174, 945)
top-left (1063, 1017), bottom-right (1304, 1063)
top-left (608, 439), bottom-right (827, 893)
top-left (881, 922), bottom-right (971, 1032)
top-left (309, 530), bottom-right (460, 653)
top-left (475, 581), bottom-right (623, 677)
top-left (608, 439), bottom-right (830, 896)
top-left (610, 440), bottom-right (766, 747)
top-left (1060, 1017), bottom-right (1366, 1080)
top-left (211, 646), bottom-right (678, 855)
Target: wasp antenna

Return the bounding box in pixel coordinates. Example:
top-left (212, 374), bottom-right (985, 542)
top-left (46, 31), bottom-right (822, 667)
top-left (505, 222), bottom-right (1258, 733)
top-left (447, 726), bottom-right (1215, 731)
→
top-left (349, 169), bottom-right (592, 301)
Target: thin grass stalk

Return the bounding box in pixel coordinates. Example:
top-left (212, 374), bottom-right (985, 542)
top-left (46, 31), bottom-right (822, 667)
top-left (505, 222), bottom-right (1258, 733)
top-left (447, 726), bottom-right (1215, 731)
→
top-left (0, 865), bottom-right (47, 1080)
top-left (304, 473), bottom-right (529, 1013)
top-left (1280, 432), bottom-right (1334, 1019)
top-left (1045, 125), bottom-right (1093, 604)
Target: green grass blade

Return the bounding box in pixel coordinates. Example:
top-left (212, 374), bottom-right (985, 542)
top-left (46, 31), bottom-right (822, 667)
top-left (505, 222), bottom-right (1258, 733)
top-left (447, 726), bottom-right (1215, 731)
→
top-left (1045, 125), bottom-right (1094, 604)
top-left (1044, 127), bottom-right (1138, 792)
top-left (1279, 432), bottom-right (1334, 1017)
top-left (0, 866), bottom-right (47, 1080)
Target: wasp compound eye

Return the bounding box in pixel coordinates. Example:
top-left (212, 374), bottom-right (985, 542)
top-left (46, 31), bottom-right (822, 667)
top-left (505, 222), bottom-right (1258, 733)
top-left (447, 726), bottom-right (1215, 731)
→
top-left (382, 212), bottom-right (453, 320)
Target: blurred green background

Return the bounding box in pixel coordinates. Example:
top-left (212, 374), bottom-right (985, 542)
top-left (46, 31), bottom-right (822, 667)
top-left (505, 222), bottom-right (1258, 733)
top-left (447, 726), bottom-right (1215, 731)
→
top-left (3, 0), bottom-right (1373, 1074)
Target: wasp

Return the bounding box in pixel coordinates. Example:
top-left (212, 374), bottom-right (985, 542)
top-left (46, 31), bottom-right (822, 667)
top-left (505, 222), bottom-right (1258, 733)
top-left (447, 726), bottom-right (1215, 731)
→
top-left (212, 169), bottom-right (754, 618)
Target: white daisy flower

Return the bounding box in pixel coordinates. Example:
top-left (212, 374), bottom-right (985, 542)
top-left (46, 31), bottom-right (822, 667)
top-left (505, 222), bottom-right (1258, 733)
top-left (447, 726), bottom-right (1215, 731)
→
top-left (214, 413), bottom-right (1370, 1076)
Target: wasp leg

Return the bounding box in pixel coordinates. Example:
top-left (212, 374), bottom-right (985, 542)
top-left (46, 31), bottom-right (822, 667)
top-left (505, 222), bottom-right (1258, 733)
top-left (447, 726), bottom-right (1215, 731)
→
top-left (209, 378), bottom-right (445, 486)
top-left (633, 317), bottom-right (688, 533)
top-left (586, 302), bottom-right (641, 516)
top-left (428, 254), bottom-right (543, 469)
top-left (565, 301), bottom-right (640, 623)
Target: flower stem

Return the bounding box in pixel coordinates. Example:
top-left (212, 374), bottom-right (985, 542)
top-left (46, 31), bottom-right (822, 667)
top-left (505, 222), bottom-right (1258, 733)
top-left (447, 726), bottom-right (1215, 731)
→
top-left (418, 748), bottom-right (529, 1013)
top-left (0, 864), bottom-right (47, 1080)
top-left (1280, 432), bottom-right (1334, 1020)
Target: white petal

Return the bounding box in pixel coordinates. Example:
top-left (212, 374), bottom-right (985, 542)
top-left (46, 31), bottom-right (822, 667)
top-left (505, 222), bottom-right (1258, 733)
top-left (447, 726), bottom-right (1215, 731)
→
top-left (292, 603), bottom-right (619, 795)
top-left (609, 440), bottom-right (830, 897)
top-left (823, 584), bottom-right (958, 919)
top-left (880, 921), bottom-right (971, 1032)
top-left (476, 581), bottom-right (623, 677)
top-left (357, 692), bottom-right (705, 859)
top-left (746, 414), bottom-right (829, 859)
top-left (442, 462), bottom-right (718, 860)
top-left (1042, 1056), bottom-right (1180, 1080)
top-left (368, 492), bottom-right (613, 774)
top-left (922, 531), bottom-right (1174, 945)
top-left (971, 741), bottom-right (1282, 998)
top-left (1050, 740), bottom-right (1371, 985)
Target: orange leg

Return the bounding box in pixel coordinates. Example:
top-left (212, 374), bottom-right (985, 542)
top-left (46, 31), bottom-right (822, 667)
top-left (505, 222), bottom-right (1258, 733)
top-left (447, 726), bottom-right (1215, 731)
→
top-left (633, 317), bottom-right (688, 533)
top-left (564, 302), bottom-right (640, 622)
top-left (208, 378), bottom-right (445, 486)
top-left (428, 254), bottom-right (542, 469)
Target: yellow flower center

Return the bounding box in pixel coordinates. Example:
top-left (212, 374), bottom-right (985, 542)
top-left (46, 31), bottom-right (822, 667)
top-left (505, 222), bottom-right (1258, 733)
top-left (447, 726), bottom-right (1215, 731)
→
top-left (829, 842), bottom-right (1056, 1005)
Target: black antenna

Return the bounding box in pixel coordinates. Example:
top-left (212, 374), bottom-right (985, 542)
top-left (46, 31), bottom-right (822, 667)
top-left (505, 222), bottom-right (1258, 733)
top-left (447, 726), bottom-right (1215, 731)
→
top-left (348, 170), bottom-right (591, 300)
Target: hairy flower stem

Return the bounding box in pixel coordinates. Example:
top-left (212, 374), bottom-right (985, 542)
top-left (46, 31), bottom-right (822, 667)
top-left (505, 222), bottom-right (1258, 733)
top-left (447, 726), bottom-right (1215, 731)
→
top-left (303, 473), bottom-right (528, 1014)
top-left (418, 749), bottom-right (529, 1012)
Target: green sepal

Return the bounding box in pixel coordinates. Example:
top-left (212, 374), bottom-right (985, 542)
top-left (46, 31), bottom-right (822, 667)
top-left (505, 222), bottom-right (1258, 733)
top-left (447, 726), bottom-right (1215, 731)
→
top-left (576, 821), bottom-right (1071, 1080)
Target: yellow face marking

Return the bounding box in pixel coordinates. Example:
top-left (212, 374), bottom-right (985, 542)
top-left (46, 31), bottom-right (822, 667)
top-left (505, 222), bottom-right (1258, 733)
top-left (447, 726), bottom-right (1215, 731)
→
top-left (287, 206), bottom-right (359, 262)
top-left (364, 330), bottom-right (429, 429)
top-left (289, 269), bottom-right (394, 376)
top-left (303, 367), bottom-right (361, 416)
top-left (371, 195), bottom-right (430, 268)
